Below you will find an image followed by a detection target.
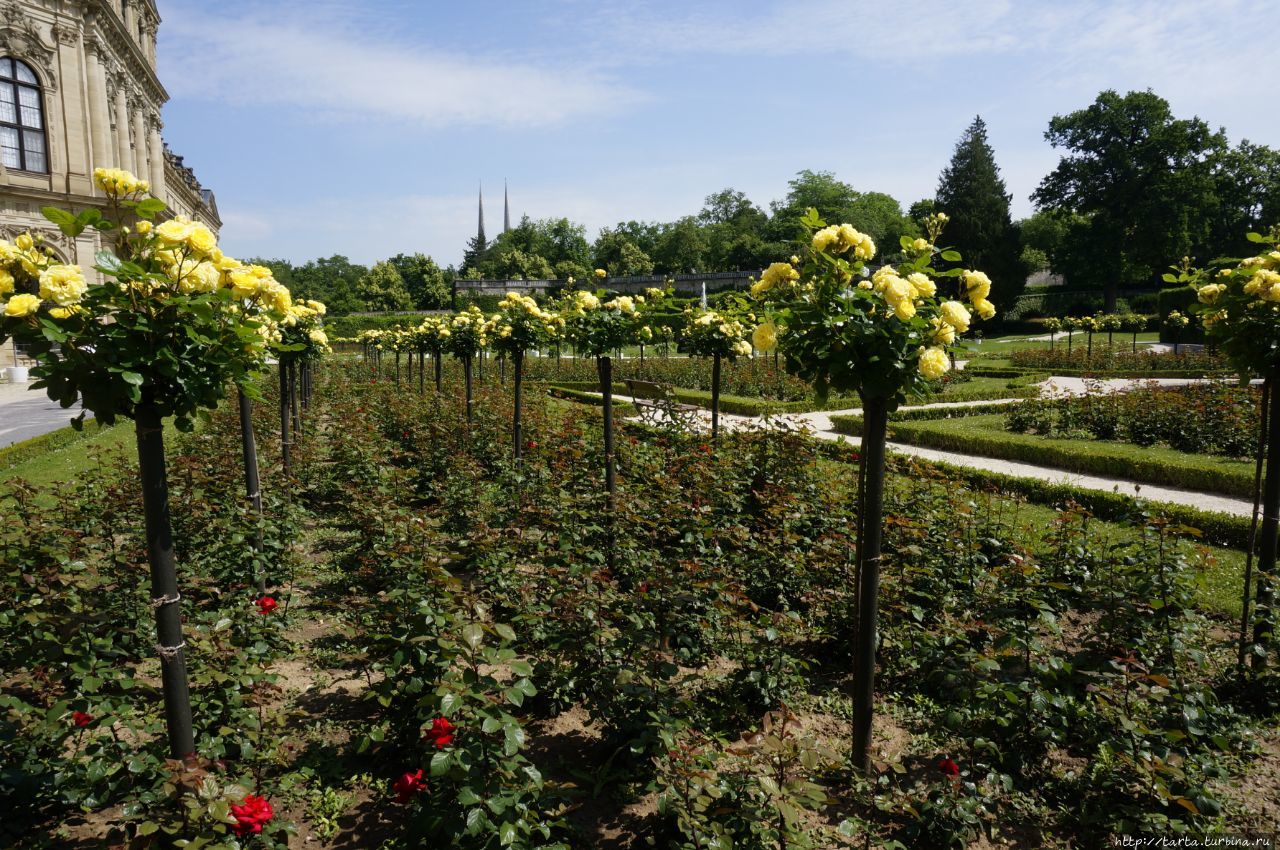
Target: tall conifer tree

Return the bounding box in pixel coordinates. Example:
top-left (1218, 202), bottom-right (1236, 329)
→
top-left (936, 117), bottom-right (1025, 306)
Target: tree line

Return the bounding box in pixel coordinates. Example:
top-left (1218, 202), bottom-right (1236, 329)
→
top-left (250, 88), bottom-right (1280, 316)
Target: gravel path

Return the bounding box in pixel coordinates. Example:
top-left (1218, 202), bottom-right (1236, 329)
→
top-left (0, 381), bottom-right (84, 448)
top-left (630, 389), bottom-right (1257, 518)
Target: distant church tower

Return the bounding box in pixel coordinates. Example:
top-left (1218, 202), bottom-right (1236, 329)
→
top-left (503, 181), bottom-right (511, 234)
top-left (476, 182), bottom-right (486, 246)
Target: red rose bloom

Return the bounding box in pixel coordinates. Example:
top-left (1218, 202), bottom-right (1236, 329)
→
top-left (255, 596), bottom-right (279, 616)
top-left (71, 711), bottom-right (93, 727)
top-left (526, 439), bottom-right (537, 450)
top-left (229, 794), bottom-right (274, 837)
top-left (392, 768), bottom-right (426, 803)
top-left (938, 757), bottom-right (960, 777)
top-left (423, 717), bottom-right (455, 749)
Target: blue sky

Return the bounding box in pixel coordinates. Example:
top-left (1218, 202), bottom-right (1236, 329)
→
top-left (156, 0), bottom-right (1278, 268)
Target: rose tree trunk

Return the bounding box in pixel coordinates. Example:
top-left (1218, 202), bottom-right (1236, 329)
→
top-left (852, 396), bottom-right (889, 773)
top-left (135, 402), bottom-right (196, 759)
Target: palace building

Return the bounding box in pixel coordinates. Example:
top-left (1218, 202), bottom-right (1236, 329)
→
top-left (1, 0), bottom-right (218, 368)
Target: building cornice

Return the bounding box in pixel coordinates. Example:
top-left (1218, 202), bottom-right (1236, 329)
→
top-left (83, 0), bottom-right (167, 106)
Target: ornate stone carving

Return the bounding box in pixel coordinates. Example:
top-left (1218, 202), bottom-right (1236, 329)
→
top-left (0, 6), bottom-right (59, 90)
top-left (51, 22), bottom-right (82, 46)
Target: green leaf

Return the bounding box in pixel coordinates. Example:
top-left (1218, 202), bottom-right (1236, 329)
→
top-left (899, 234), bottom-right (914, 250)
top-left (461, 623), bottom-right (485, 650)
top-left (1246, 231), bottom-right (1266, 243)
top-left (136, 197), bottom-right (167, 219)
top-left (429, 750), bottom-right (450, 776)
top-left (42, 206), bottom-right (80, 236)
top-left (439, 692), bottom-right (459, 715)
top-left (136, 821), bottom-right (160, 837)
top-left (95, 251), bottom-right (123, 274)
top-left (499, 822), bottom-right (517, 845)
top-left (457, 787), bottom-right (481, 806)
top-left (120, 371), bottom-right (144, 387)
top-left (940, 250), bottom-right (962, 262)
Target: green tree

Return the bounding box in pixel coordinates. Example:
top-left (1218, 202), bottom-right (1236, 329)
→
top-left (936, 116), bottom-right (1027, 306)
top-left (847, 191), bottom-right (917, 257)
top-left (767, 170), bottom-right (861, 244)
top-left (700, 188), bottom-right (770, 271)
top-left (388, 252), bottom-right (450, 309)
top-left (1208, 140), bottom-right (1280, 256)
top-left (481, 216), bottom-right (591, 280)
top-left (356, 260), bottom-right (414, 312)
top-left (652, 216), bottom-right (708, 273)
top-left (1032, 90), bottom-right (1227, 310)
top-left (593, 228), bottom-right (655, 276)
top-left (290, 255), bottom-right (367, 315)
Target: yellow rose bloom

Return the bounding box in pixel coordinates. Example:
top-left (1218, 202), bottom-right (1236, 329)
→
top-left (939, 300), bottom-right (971, 333)
top-left (918, 346), bottom-right (950, 380)
top-left (155, 218), bottom-right (195, 244)
top-left (1196, 283), bottom-right (1224, 304)
top-left (912, 238), bottom-right (931, 253)
top-left (930, 317), bottom-right (956, 345)
top-left (759, 261), bottom-right (800, 292)
top-left (4, 292), bottom-right (41, 317)
top-left (963, 270), bottom-right (992, 303)
top-left (38, 264), bottom-right (88, 306)
top-left (752, 321), bottom-right (778, 352)
top-left (732, 339), bottom-right (753, 358)
top-left (906, 272), bottom-right (936, 299)
top-left (187, 223), bottom-right (218, 256)
top-left (14, 233), bottom-right (33, 251)
top-left (0, 269), bottom-right (13, 296)
top-left (973, 298), bottom-right (996, 320)
top-left (892, 297), bottom-right (917, 321)
top-left (812, 226), bottom-right (840, 253)
top-left (881, 276), bottom-right (912, 308)
top-left (48, 306), bottom-right (76, 319)
top-left (594, 268), bottom-right (607, 279)
top-left (135, 220), bottom-right (153, 235)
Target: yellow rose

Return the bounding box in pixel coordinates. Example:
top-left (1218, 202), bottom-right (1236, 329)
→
top-left (918, 346), bottom-right (950, 380)
top-left (939, 300), bottom-right (971, 333)
top-left (973, 298), bottom-right (996, 320)
top-left (930, 317), bottom-right (956, 345)
top-left (594, 268), bottom-right (607, 278)
top-left (187, 223), bottom-right (218, 256)
top-left (759, 262), bottom-right (799, 293)
top-left (14, 234), bottom-right (33, 252)
top-left (1196, 283), bottom-right (1224, 304)
top-left (48, 306), bottom-right (75, 319)
top-left (155, 218), bottom-right (195, 244)
top-left (812, 226), bottom-right (840, 253)
top-left (136, 220), bottom-right (153, 235)
top-left (0, 269), bottom-right (13, 296)
top-left (892, 297), bottom-right (916, 321)
top-left (4, 293), bottom-right (41, 317)
top-left (912, 238), bottom-right (931, 253)
top-left (38, 264), bottom-right (88, 306)
top-left (882, 276), bottom-right (912, 308)
top-left (752, 321), bottom-right (778, 352)
top-left (906, 272), bottom-right (936, 299)
top-left (963, 270), bottom-right (992, 303)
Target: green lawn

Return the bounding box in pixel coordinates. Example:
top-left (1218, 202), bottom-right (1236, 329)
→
top-left (959, 331), bottom-right (1161, 356)
top-left (0, 419), bottom-right (184, 493)
top-left (881, 413), bottom-right (1255, 498)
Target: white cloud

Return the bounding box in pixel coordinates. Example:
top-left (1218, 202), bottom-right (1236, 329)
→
top-left (159, 2), bottom-right (643, 128)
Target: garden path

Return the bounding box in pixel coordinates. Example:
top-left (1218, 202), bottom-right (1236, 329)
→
top-left (0, 380), bottom-right (83, 447)
top-left (634, 395), bottom-right (1257, 518)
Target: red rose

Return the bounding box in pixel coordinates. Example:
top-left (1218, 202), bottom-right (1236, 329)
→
top-left (637, 582), bottom-right (650, 594)
top-left (402, 431), bottom-right (409, 439)
top-left (698, 444), bottom-right (711, 454)
top-left (229, 794), bottom-right (274, 837)
top-left (526, 439), bottom-right (537, 450)
top-left (255, 596), bottom-right (279, 616)
top-left (423, 717), bottom-right (455, 749)
top-left (71, 711), bottom-right (93, 727)
top-left (392, 768), bottom-right (426, 803)
top-left (938, 757), bottom-right (960, 777)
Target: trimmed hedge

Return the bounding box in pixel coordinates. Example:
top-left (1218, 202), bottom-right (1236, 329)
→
top-left (829, 401), bottom-right (1021, 437)
top-left (883, 413), bottom-right (1254, 498)
top-left (546, 385), bottom-right (636, 414)
top-left (0, 418), bottom-right (110, 473)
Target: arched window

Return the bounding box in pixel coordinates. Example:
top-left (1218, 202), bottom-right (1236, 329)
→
top-left (0, 58), bottom-right (47, 173)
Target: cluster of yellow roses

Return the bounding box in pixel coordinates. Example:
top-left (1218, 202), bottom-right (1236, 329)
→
top-left (812, 223), bottom-right (876, 261)
top-left (682, 308), bottom-right (754, 359)
top-left (0, 233), bottom-right (79, 319)
top-left (486, 292), bottom-right (565, 349)
top-left (93, 166), bottom-right (150, 197)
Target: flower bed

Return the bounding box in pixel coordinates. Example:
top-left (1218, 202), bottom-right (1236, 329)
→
top-left (1006, 382), bottom-right (1259, 458)
top-left (1009, 346), bottom-right (1231, 374)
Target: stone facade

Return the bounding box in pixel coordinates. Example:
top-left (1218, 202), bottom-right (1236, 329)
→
top-left (0, 0), bottom-right (218, 367)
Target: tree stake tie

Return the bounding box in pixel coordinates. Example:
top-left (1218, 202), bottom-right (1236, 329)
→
top-left (149, 591), bottom-right (181, 610)
top-left (154, 641), bottom-right (186, 662)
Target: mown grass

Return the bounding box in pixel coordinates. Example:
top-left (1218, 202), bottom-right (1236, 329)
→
top-left (0, 418), bottom-right (184, 493)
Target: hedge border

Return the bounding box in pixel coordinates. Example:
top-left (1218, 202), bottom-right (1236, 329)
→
top-left (881, 414), bottom-right (1253, 498)
top-left (0, 418), bottom-right (109, 473)
top-left (829, 401), bottom-right (1021, 438)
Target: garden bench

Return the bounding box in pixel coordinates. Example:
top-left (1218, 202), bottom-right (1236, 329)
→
top-left (624, 379), bottom-right (700, 430)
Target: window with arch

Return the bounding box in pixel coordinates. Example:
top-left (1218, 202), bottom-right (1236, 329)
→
top-left (0, 57), bottom-right (48, 173)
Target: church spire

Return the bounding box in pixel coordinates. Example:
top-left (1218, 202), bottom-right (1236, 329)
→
top-left (503, 180), bottom-right (510, 234)
top-left (477, 182), bottom-right (486, 245)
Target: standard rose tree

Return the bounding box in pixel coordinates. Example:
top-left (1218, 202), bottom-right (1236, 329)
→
top-left (485, 293), bottom-right (563, 459)
top-left (0, 167), bottom-right (294, 760)
top-left (750, 208), bottom-right (994, 771)
top-left (445, 305), bottom-right (489, 423)
top-left (1184, 226), bottom-right (1280, 668)
top-left (680, 305), bottom-right (753, 439)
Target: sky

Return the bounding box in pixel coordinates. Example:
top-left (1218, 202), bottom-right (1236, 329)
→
top-left (156, 0), bottom-right (1279, 268)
